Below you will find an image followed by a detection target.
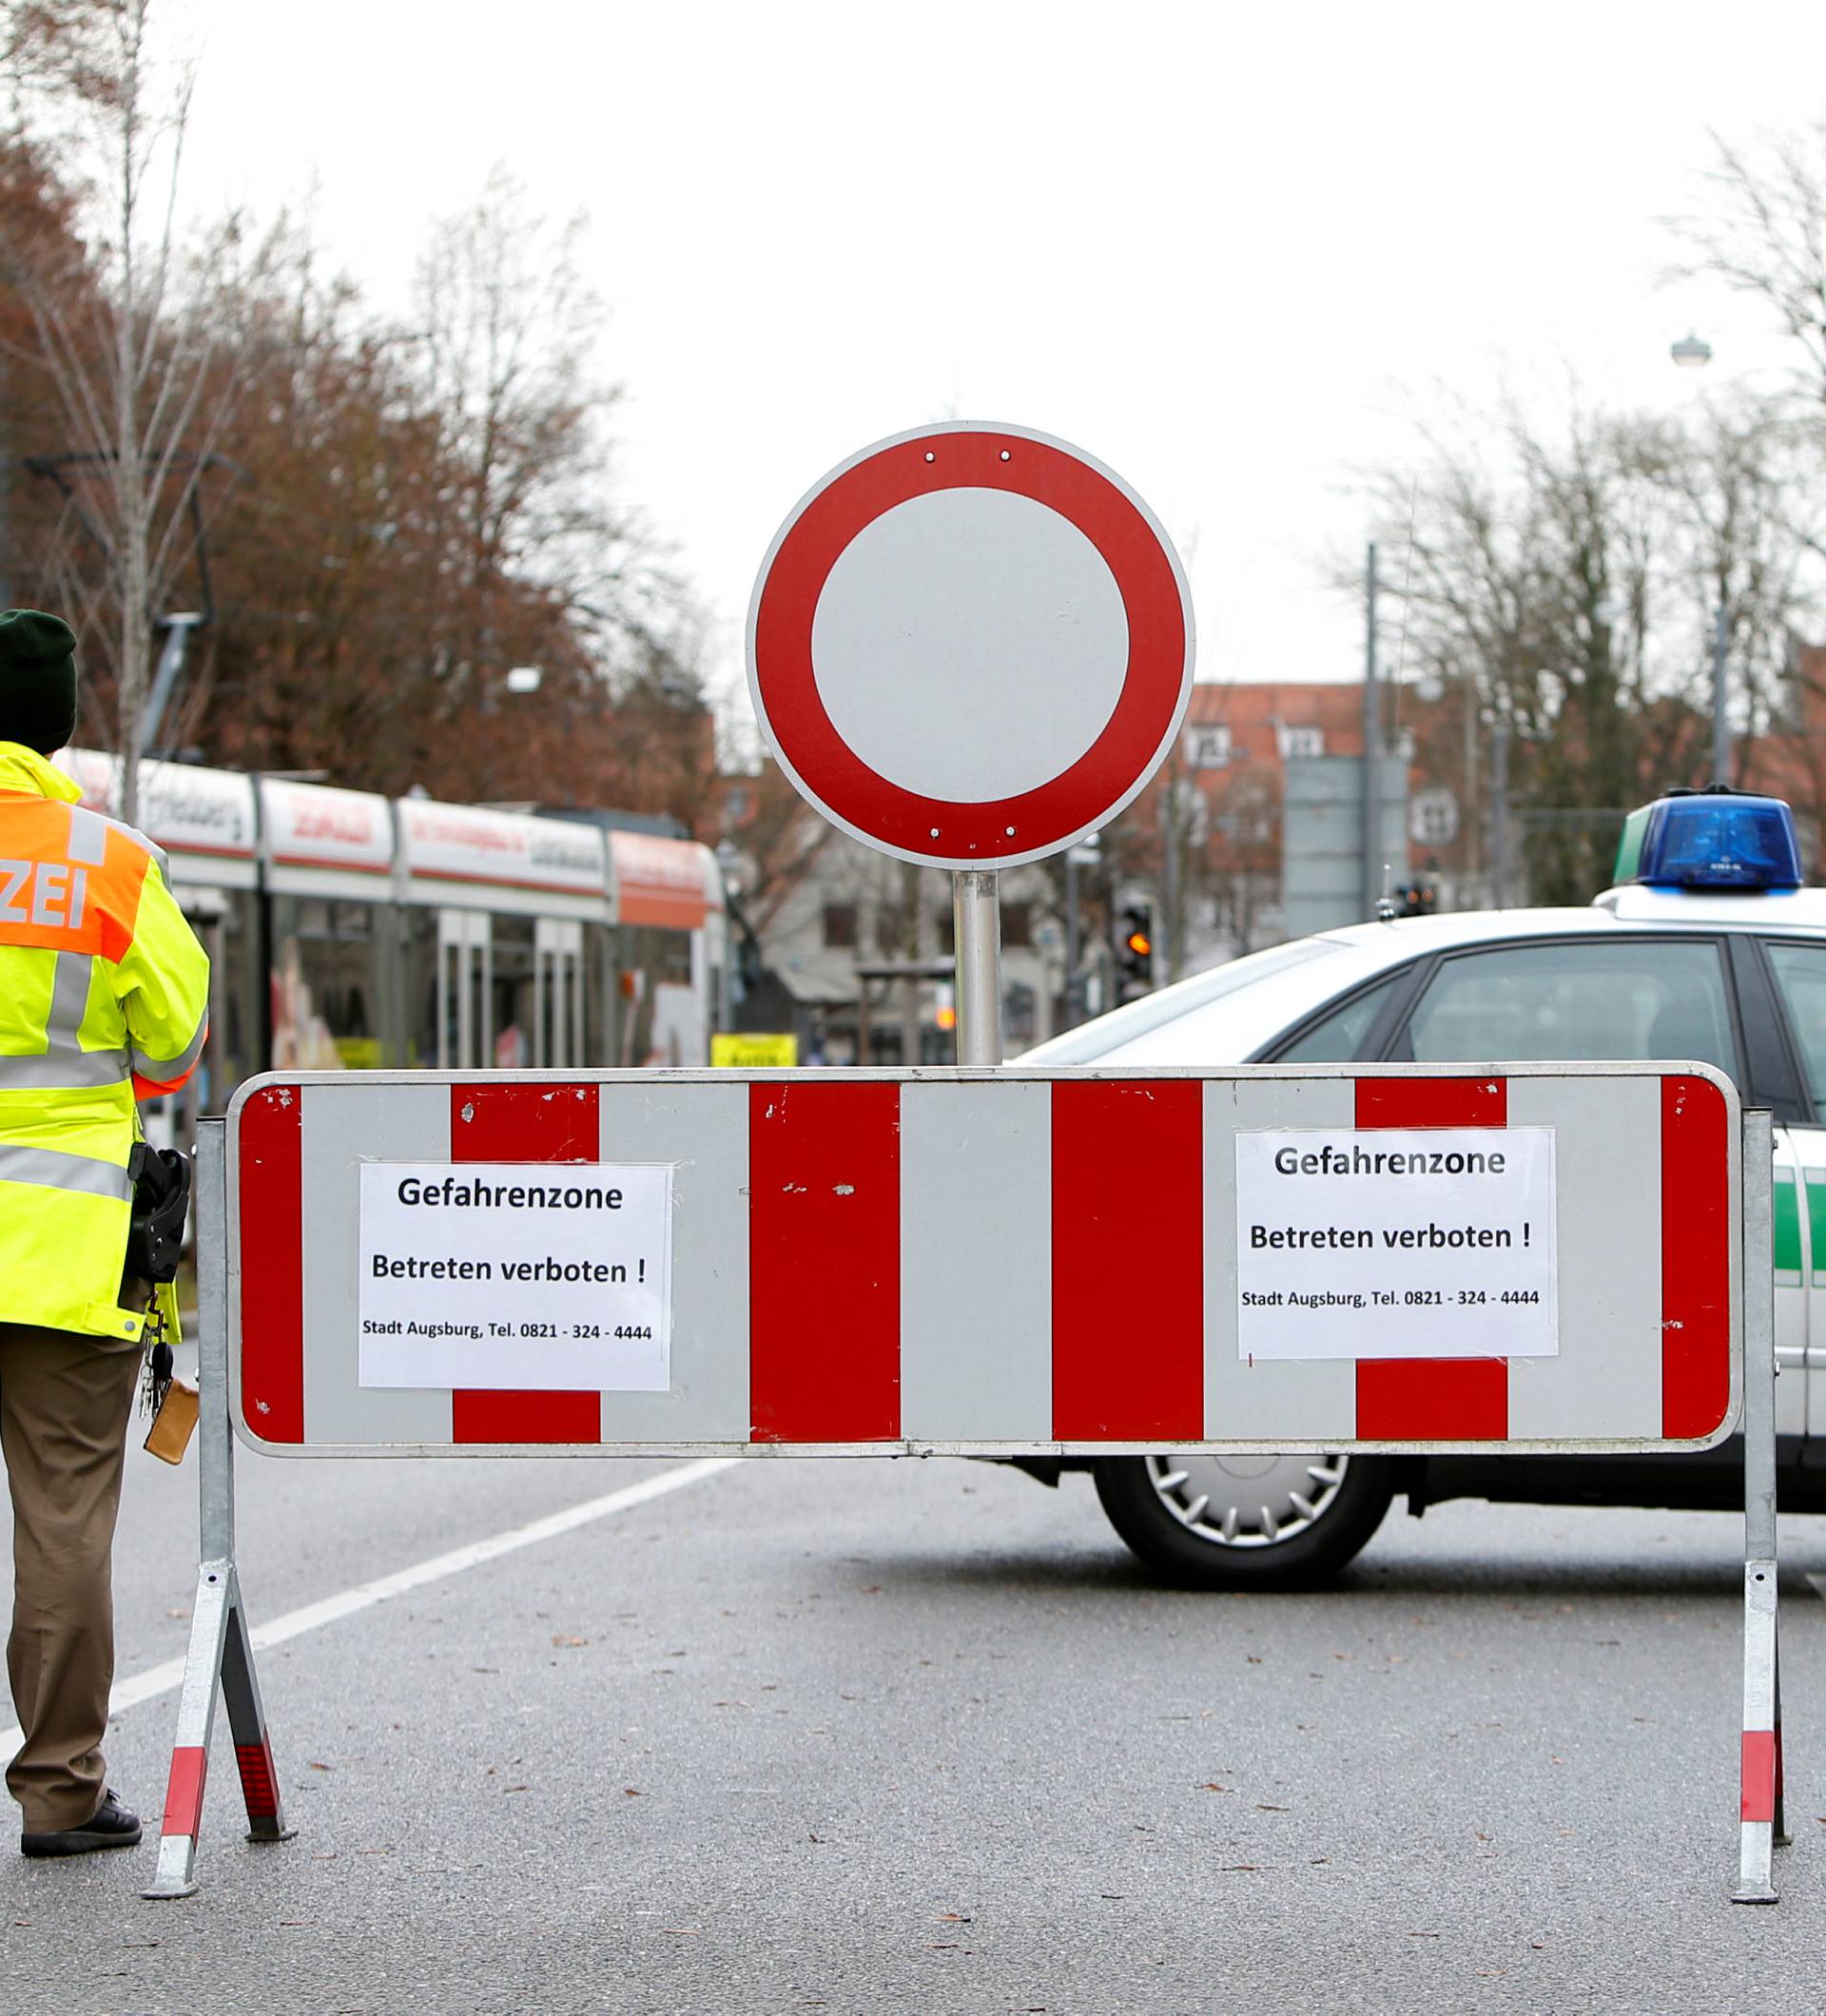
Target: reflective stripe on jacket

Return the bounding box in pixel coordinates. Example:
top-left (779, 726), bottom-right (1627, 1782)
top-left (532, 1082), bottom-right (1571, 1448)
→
top-left (0, 740), bottom-right (211, 1339)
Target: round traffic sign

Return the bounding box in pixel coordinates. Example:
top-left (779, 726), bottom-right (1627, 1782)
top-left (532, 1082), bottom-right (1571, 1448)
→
top-left (747, 422), bottom-right (1195, 870)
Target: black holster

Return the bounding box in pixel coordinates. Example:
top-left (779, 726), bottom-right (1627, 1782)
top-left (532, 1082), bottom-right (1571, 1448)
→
top-left (126, 1143), bottom-right (193, 1284)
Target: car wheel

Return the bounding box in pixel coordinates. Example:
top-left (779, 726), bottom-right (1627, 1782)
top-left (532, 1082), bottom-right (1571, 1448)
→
top-left (1091, 1450), bottom-right (1395, 1590)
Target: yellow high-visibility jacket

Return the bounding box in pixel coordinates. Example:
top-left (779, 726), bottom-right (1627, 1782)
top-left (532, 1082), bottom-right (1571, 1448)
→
top-left (0, 740), bottom-right (211, 1340)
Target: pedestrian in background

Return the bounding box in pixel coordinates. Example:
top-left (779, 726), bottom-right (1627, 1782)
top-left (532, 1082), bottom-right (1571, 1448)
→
top-left (0, 611), bottom-right (210, 1858)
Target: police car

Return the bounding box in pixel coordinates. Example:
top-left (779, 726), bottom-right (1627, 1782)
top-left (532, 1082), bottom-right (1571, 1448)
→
top-left (1022, 786), bottom-right (1826, 1588)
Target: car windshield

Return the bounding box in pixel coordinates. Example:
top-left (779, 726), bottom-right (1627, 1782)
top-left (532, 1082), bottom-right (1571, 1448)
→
top-left (1400, 938), bottom-right (1738, 1076)
top-left (1023, 938), bottom-right (1343, 1062)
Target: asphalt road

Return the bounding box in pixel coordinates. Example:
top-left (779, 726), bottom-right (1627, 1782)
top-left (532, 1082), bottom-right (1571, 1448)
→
top-left (4, 1396), bottom-right (1826, 2015)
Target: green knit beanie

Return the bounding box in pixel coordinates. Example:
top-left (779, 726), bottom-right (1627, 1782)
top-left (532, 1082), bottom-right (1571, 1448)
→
top-left (0, 610), bottom-right (78, 755)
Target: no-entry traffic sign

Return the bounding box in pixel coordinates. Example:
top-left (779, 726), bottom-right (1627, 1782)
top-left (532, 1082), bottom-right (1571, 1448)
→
top-left (748, 422), bottom-right (1195, 870)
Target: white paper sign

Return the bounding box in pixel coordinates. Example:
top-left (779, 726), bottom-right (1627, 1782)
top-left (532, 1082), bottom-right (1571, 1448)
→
top-left (358, 1161), bottom-right (672, 1390)
top-left (1235, 1127), bottom-right (1557, 1361)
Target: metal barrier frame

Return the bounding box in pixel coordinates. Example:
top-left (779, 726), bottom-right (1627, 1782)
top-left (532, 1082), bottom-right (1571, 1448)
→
top-left (147, 1097), bottom-right (1781, 1903)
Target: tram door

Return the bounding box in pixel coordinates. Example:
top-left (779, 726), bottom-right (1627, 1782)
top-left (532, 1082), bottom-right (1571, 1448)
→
top-left (436, 908), bottom-right (492, 1069)
top-left (534, 919), bottom-right (584, 1066)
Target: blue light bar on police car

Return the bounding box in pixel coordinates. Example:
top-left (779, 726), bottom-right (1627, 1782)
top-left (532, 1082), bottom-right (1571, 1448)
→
top-left (1613, 788), bottom-right (1803, 891)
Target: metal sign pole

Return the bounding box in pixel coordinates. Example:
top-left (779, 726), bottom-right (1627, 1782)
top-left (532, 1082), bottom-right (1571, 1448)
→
top-left (952, 869), bottom-right (1002, 1067)
top-left (1733, 1108), bottom-right (1784, 1902)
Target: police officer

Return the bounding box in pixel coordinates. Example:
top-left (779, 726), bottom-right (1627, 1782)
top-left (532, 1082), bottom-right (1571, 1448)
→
top-left (0, 611), bottom-right (210, 1858)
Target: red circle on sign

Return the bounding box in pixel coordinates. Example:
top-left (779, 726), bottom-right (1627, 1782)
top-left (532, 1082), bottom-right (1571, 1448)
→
top-left (748, 423), bottom-right (1194, 869)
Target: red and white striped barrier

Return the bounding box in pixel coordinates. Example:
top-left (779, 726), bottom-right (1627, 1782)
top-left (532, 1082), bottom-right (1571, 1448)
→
top-left (151, 1065), bottom-right (1777, 1907)
top-left (227, 1065), bottom-right (1739, 1455)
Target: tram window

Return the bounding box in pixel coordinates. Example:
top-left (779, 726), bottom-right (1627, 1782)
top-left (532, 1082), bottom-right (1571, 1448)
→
top-left (581, 923), bottom-right (608, 1066)
top-left (405, 907), bottom-right (490, 1070)
top-left (271, 895), bottom-right (388, 1070)
top-left (617, 925), bottom-right (698, 1068)
top-left (494, 915), bottom-right (537, 1069)
top-left (404, 906), bottom-right (437, 1068)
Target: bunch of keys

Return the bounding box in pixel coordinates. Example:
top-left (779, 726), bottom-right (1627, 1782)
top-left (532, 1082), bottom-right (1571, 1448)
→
top-left (139, 1283), bottom-right (199, 1463)
top-left (139, 1292), bottom-right (175, 1419)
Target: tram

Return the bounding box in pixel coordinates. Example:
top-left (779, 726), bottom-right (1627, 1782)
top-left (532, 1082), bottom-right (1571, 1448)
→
top-left (53, 750), bottom-right (728, 1142)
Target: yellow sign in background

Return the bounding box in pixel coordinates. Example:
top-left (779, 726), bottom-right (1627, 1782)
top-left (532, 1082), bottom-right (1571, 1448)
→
top-left (711, 1033), bottom-right (798, 1069)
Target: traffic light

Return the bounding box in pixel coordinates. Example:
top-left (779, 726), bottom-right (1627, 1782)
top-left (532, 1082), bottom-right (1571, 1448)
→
top-left (1394, 883), bottom-right (1436, 919)
top-left (1118, 903), bottom-right (1155, 991)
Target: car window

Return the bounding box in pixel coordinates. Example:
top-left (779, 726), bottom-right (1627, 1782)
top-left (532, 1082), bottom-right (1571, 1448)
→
top-left (1763, 941), bottom-right (1826, 1109)
top-left (1272, 970), bottom-right (1407, 1063)
top-left (1401, 940), bottom-right (1737, 1075)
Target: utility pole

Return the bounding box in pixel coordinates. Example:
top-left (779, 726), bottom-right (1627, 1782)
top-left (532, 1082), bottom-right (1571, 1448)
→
top-left (899, 860), bottom-right (923, 1066)
top-left (1711, 603), bottom-right (1731, 786)
top-left (1462, 673), bottom-right (1480, 891)
top-left (1490, 712), bottom-right (1510, 909)
top-left (141, 612), bottom-right (204, 753)
top-left (1361, 542), bottom-right (1380, 918)
top-left (1160, 771), bottom-right (1179, 985)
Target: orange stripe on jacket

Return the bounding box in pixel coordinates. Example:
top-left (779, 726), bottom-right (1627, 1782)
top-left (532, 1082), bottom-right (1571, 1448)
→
top-left (0, 797), bottom-right (150, 963)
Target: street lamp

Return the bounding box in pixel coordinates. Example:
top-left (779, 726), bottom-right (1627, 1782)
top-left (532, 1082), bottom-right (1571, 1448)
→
top-left (713, 838), bottom-right (746, 904)
top-left (1662, 338), bottom-right (1731, 783)
top-left (1708, 607), bottom-right (1732, 786)
top-left (713, 839), bottom-right (758, 1017)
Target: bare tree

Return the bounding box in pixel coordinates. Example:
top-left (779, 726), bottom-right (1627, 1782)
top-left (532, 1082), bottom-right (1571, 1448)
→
top-left (1202, 766), bottom-right (1282, 957)
top-left (0, 0), bottom-right (269, 822)
top-left (411, 168), bottom-right (686, 695)
top-left (1670, 123), bottom-right (1826, 595)
top-left (397, 165), bottom-right (716, 809)
top-left (1349, 388), bottom-right (1819, 901)
top-left (1670, 123), bottom-right (1826, 404)
top-left (1649, 397), bottom-right (1816, 739)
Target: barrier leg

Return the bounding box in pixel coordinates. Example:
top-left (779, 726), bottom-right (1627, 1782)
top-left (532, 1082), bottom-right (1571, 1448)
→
top-left (1735, 1560), bottom-right (1781, 1903)
top-left (220, 1571), bottom-right (294, 1844)
top-left (142, 1561), bottom-right (232, 1900)
top-left (1775, 1635), bottom-right (1789, 1849)
top-left (1733, 1111), bottom-right (1781, 1904)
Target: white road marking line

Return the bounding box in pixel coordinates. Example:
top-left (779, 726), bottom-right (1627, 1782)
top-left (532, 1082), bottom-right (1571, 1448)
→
top-left (1806, 1573), bottom-right (1826, 1603)
top-left (0, 1458), bottom-right (740, 1753)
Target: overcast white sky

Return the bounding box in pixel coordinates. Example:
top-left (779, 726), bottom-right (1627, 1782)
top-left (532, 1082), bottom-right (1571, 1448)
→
top-left (171, 0), bottom-right (1826, 717)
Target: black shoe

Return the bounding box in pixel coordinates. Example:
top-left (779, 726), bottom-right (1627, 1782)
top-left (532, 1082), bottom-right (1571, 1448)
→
top-left (20, 1790), bottom-right (142, 1858)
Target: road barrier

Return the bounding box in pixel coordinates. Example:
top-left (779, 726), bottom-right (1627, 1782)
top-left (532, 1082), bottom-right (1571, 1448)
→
top-left (146, 1062), bottom-right (1781, 1902)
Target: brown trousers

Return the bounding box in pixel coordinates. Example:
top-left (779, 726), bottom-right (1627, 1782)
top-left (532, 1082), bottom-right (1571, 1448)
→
top-left (0, 1319), bottom-right (142, 1832)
